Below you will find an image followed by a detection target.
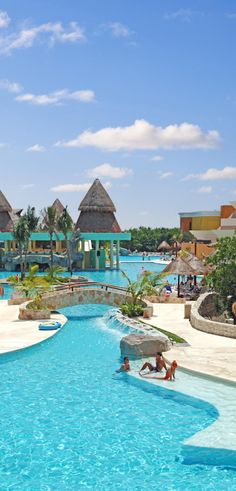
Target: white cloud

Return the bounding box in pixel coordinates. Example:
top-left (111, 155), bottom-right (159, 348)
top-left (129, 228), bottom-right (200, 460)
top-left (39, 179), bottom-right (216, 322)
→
top-left (87, 163), bottom-right (133, 179)
top-left (21, 184), bottom-right (35, 189)
top-left (159, 171), bottom-right (173, 179)
top-left (0, 21), bottom-right (86, 55)
top-left (0, 78), bottom-right (22, 93)
top-left (151, 155), bottom-right (164, 161)
top-left (183, 166), bottom-right (236, 182)
top-left (26, 144), bottom-right (46, 152)
top-left (164, 9), bottom-right (201, 22)
top-left (16, 88), bottom-right (94, 105)
top-left (200, 166), bottom-right (236, 180)
top-left (0, 11), bottom-right (10, 29)
top-left (225, 13), bottom-right (236, 19)
top-left (50, 181), bottom-right (111, 192)
top-left (0, 142), bottom-right (6, 148)
top-left (56, 119), bottom-right (220, 152)
top-left (105, 22), bottom-right (133, 38)
top-left (197, 186), bottom-right (212, 194)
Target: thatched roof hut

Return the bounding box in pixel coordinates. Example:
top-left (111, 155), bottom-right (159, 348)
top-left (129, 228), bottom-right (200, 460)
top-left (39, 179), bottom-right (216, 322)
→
top-left (0, 190), bottom-right (22, 231)
top-left (158, 240), bottom-right (171, 252)
top-left (162, 256), bottom-right (196, 276)
top-left (42, 198), bottom-right (73, 231)
top-left (75, 179), bottom-right (121, 233)
top-left (183, 253), bottom-right (207, 275)
top-left (51, 198), bottom-right (65, 217)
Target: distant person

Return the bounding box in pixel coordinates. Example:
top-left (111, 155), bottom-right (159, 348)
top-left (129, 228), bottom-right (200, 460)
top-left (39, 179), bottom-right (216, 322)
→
top-left (116, 357), bottom-right (130, 373)
top-left (142, 252), bottom-right (145, 261)
top-left (140, 360), bottom-right (178, 381)
top-left (139, 352), bottom-right (167, 374)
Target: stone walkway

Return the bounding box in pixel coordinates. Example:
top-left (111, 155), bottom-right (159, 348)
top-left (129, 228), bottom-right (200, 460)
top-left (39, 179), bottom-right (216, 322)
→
top-left (0, 300), bottom-right (66, 354)
top-left (142, 303), bottom-right (236, 383)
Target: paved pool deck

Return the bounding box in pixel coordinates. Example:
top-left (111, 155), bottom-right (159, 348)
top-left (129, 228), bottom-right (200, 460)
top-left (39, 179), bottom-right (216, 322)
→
top-left (141, 303), bottom-right (236, 383)
top-left (0, 300), bottom-right (66, 354)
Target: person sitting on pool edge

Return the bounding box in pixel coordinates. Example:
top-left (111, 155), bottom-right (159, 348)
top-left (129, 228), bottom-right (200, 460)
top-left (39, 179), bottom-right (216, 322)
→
top-left (140, 360), bottom-right (178, 381)
top-left (139, 352), bottom-right (167, 374)
top-left (116, 357), bottom-right (130, 373)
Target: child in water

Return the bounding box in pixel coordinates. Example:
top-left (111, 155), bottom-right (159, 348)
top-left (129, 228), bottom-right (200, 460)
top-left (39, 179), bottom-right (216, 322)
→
top-left (116, 357), bottom-right (130, 373)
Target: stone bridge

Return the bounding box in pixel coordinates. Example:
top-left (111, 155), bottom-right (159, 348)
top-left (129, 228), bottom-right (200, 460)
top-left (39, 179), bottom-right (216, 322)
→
top-left (43, 288), bottom-right (131, 310)
top-left (19, 287), bottom-right (133, 320)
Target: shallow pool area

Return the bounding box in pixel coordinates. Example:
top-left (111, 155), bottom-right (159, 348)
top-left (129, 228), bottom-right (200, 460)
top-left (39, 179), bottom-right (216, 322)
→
top-left (0, 303), bottom-right (236, 490)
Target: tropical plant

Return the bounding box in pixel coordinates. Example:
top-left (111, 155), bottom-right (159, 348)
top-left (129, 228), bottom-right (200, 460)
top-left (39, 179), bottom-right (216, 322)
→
top-left (24, 205), bottom-right (39, 233)
top-left (205, 235), bottom-right (236, 315)
top-left (14, 264), bottom-right (49, 297)
top-left (44, 265), bottom-right (67, 284)
top-left (120, 269), bottom-right (165, 317)
top-left (57, 206), bottom-right (74, 273)
top-left (41, 206), bottom-right (58, 274)
top-left (120, 226), bottom-right (192, 252)
top-left (13, 217), bottom-right (30, 279)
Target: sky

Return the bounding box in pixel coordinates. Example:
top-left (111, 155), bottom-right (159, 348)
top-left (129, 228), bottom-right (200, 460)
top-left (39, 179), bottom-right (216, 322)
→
top-left (0, 0), bottom-right (236, 229)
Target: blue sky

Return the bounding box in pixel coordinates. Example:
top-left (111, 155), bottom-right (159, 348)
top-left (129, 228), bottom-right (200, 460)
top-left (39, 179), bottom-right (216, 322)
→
top-left (0, 0), bottom-right (236, 228)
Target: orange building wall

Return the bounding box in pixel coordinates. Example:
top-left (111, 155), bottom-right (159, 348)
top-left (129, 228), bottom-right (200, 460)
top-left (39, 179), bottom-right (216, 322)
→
top-left (220, 205), bottom-right (235, 219)
top-left (180, 242), bottom-right (215, 259)
top-left (180, 217), bottom-right (192, 232)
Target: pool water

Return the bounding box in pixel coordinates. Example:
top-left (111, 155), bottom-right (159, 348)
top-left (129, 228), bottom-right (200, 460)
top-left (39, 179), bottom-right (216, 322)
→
top-left (0, 260), bottom-right (177, 300)
top-left (0, 304), bottom-right (236, 490)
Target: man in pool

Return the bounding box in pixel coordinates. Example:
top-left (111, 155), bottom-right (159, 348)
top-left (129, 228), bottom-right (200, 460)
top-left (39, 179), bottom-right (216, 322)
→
top-left (140, 360), bottom-right (178, 381)
top-left (139, 352), bottom-right (167, 374)
top-left (116, 357), bottom-right (130, 373)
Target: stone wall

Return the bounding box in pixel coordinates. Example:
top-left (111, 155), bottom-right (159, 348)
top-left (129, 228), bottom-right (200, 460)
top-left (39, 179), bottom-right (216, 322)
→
top-left (34, 288), bottom-right (132, 311)
top-left (190, 292), bottom-right (236, 338)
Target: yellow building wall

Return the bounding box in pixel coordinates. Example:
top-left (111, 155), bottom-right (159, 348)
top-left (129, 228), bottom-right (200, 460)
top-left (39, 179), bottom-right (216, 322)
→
top-left (191, 216), bottom-right (220, 231)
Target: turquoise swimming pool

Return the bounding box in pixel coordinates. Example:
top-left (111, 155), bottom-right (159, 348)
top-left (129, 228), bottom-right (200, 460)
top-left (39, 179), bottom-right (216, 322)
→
top-left (0, 304), bottom-right (236, 490)
top-left (0, 260), bottom-right (177, 300)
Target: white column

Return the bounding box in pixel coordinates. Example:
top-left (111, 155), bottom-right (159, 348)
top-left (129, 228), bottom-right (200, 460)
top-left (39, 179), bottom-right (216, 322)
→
top-left (81, 241), bottom-right (85, 270)
top-left (110, 240), bottom-right (114, 269)
top-left (116, 240), bottom-right (120, 270)
top-left (95, 240), bottom-right (99, 270)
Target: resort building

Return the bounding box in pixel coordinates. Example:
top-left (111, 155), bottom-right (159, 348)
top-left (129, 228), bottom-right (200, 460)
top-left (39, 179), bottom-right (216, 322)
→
top-left (0, 179), bottom-right (131, 271)
top-left (179, 201), bottom-right (236, 242)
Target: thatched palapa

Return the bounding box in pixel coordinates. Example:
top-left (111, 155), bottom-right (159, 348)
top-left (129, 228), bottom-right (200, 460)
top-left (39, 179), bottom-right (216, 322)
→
top-left (158, 240), bottom-right (171, 252)
top-left (0, 190), bottom-right (22, 231)
top-left (75, 179), bottom-right (121, 233)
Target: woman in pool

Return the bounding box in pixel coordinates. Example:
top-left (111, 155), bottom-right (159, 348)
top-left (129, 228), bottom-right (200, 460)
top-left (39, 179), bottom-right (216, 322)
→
top-left (140, 360), bottom-right (178, 381)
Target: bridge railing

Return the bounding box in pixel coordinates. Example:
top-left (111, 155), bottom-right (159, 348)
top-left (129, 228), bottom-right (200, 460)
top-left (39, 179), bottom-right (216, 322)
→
top-left (51, 281), bottom-right (127, 294)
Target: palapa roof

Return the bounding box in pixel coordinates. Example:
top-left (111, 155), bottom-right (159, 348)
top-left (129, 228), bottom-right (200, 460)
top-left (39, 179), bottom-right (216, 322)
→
top-left (76, 179), bottom-right (121, 233)
top-left (79, 179), bottom-right (116, 212)
top-left (158, 240), bottom-right (171, 251)
top-left (183, 253), bottom-right (207, 275)
top-left (51, 198), bottom-right (65, 217)
top-left (162, 256), bottom-right (196, 276)
top-left (0, 190), bottom-right (12, 212)
top-left (0, 190), bottom-right (22, 231)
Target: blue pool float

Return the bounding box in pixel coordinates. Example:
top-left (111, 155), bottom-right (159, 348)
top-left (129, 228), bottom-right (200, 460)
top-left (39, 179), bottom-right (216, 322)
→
top-left (38, 320), bottom-right (62, 331)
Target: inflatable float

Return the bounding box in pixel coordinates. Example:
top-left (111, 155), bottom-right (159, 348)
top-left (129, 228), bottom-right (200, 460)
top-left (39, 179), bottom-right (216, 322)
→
top-left (38, 320), bottom-right (62, 331)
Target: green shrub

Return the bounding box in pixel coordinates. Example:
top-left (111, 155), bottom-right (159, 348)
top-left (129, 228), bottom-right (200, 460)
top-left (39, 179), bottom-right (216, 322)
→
top-left (120, 302), bottom-right (144, 317)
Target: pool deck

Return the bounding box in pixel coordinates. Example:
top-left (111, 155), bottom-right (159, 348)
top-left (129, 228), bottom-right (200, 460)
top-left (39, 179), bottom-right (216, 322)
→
top-left (142, 303), bottom-right (236, 384)
top-left (0, 300), bottom-right (66, 354)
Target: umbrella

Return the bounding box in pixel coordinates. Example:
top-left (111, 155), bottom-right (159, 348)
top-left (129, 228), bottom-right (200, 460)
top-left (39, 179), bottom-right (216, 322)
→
top-left (183, 254), bottom-right (207, 275)
top-left (158, 240), bottom-right (171, 252)
top-left (162, 256), bottom-right (197, 296)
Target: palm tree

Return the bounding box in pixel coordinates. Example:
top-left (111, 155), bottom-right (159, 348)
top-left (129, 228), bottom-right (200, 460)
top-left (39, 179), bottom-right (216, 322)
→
top-left (121, 269), bottom-right (164, 307)
top-left (13, 217), bottom-right (30, 279)
top-left (57, 207), bottom-right (74, 273)
top-left (25, 205), bottom-right (39, 233)
top-left (41, 206), bottom-right (57, 274)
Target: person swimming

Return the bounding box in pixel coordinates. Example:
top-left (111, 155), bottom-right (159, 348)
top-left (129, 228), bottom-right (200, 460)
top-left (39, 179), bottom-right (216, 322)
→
top-left (116, 357), bottom-right (130, 373)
